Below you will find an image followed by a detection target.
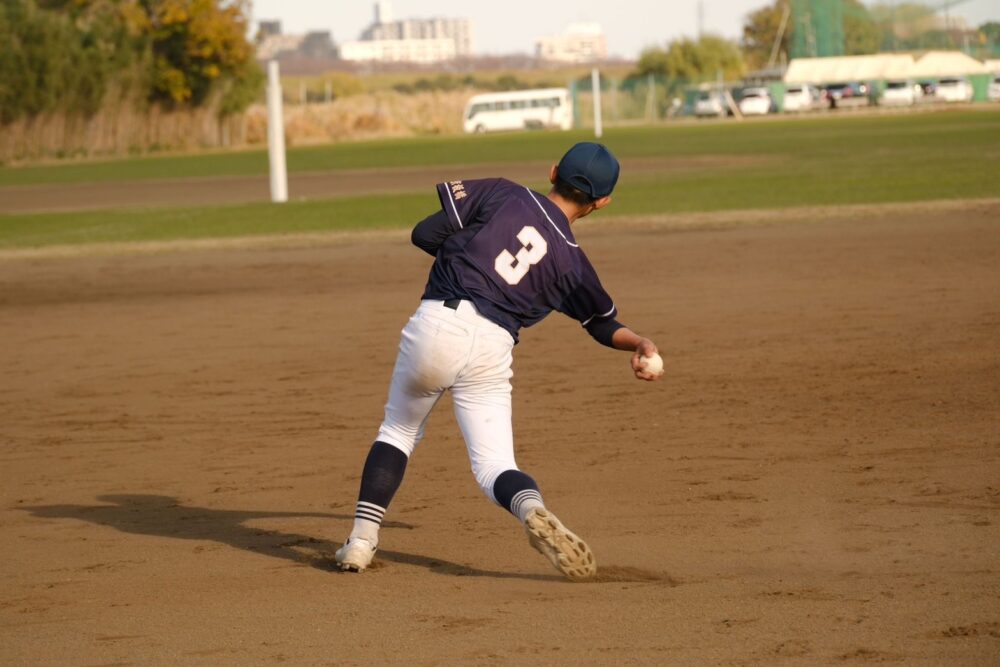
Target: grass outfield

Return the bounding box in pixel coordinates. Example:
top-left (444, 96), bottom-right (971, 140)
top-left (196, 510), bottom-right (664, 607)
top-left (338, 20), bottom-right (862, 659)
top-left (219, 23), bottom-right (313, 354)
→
top-left (2, 109), bottom-right (998, 187)
top-left (0, 195), bottom-right (434, 249)
top-left (1, 109), bottom-right (998, 249)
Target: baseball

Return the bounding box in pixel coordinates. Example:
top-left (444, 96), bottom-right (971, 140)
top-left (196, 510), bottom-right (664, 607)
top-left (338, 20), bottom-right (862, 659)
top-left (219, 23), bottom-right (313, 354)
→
top-left (639, 352), bottom-right (663, 376)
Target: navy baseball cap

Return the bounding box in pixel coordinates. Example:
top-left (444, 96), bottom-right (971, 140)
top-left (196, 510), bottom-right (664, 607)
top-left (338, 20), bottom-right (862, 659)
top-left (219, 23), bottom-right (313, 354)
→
top-left (556, 142), bottom-right (620, 199)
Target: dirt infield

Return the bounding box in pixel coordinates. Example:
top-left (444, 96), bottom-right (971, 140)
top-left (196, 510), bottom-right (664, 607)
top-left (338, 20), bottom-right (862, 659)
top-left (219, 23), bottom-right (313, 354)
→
top-left (1, 203), bottom-right (998, 664)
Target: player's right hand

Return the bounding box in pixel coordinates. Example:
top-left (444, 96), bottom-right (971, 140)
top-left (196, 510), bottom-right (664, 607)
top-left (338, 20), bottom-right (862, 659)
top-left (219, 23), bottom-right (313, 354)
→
top-left (631, 339), bottom-right (662, 381)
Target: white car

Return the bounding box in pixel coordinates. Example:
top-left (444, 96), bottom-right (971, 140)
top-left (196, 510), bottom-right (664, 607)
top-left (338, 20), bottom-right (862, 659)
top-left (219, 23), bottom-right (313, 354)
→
top-left (935, 78), bottom-right (973, 103)
top-left (694, 91), bottom-right (726, 118)
top-left (881, 80), bottom-right (918, 106)
top-left (738, 87), bottom-right (771, 116)
top-left (783, 85), bottom-right (815, 112)
top-left (988, 75), bottom-right (1000, 102)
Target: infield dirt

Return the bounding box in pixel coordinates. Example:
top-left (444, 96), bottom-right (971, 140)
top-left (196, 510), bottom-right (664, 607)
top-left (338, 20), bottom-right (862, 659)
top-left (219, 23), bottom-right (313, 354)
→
top-left (1, 202), bottom-right (998, 664)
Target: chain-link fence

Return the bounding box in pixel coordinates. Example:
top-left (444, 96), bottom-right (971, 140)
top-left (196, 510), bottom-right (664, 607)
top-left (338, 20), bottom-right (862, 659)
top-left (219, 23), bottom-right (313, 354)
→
top-left (570, 72), bottom-right (710, 127)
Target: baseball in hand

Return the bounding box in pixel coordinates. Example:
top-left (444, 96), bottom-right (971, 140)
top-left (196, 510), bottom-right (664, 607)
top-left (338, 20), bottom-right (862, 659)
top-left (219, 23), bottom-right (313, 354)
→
top-left (639, 352), bottom-right (664, 376)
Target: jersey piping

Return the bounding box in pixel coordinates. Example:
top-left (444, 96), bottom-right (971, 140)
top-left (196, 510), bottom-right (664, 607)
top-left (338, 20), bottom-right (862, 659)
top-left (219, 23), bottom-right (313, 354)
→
top-left (581, 304), bottom-right (616, 326)
top-left (525, 188), bottom-right (579, 248)
top-left (443, 187), bottom-right (464, 228)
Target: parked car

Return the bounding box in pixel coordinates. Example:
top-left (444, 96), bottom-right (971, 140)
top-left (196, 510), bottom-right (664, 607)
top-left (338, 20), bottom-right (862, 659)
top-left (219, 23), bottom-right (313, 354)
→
top-left (935, 78), bottom-right (973, 103)
top-left (989, 75), bottom-right (1000, 102)
top-left (881, 80), bottom-right (919, 106)
top-left (737, 87), bottom-right (772, 116)
top-left (694, 90), bottom-right (726, 118)
top-left (783, 84), bottom-right (817, 112)
top-left (821, 82), bottom-right (870, 109)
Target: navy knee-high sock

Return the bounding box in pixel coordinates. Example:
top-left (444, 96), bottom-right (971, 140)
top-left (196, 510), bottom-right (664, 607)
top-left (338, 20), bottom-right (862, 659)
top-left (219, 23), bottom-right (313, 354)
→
top-left (492, 469), bottom-right (545, 523)
top-left (349, 441), bottom-right (408, 544)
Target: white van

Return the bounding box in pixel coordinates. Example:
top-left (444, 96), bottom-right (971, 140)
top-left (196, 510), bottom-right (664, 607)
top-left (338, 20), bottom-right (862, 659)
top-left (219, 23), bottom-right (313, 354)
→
top-left (463, 88), bottom-right (573, 134)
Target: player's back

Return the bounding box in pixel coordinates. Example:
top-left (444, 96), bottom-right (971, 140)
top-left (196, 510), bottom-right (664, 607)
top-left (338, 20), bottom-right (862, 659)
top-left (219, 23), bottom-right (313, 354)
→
top-left (425, 178), bottom-right (584, 339)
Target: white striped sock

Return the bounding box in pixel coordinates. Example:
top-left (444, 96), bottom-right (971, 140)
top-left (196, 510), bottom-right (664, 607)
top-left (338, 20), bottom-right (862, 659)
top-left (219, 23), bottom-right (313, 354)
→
top-left (510, 489), bottom-right (544, 523)
top-left (355, 500), bottom-right (385, 523)
top-left (350, 501), bottom-right (386, 544)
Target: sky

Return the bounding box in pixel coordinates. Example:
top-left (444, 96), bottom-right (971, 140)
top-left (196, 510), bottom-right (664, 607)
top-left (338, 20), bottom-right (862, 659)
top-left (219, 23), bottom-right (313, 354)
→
top-left (250, 0), bottom-right (1000, 60)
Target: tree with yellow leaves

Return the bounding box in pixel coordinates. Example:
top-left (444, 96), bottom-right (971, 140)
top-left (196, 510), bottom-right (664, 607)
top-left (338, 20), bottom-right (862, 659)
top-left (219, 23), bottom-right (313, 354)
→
top-left (0, 0), bottom-right (261, 124)
top-left (143, 0), bottom-right (258, 107)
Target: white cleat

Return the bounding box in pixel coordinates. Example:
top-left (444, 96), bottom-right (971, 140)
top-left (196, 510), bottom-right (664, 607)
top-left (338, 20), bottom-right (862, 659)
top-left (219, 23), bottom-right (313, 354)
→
top-left (334, 537), bottom-right (377, 572)
top-left (524, 508), bottom-right (597, 581)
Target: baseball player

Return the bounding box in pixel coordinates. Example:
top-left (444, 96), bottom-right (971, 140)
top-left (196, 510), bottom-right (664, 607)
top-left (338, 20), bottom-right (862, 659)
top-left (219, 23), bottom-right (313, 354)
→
top-left (335, 142), bottom-right (662, 580)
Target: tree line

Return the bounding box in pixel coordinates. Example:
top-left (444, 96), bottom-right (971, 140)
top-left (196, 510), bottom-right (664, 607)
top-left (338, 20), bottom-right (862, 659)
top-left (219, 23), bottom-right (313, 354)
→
top-left (0, 0), bottom-right (262, 125)
top-left (3, 0), bottom-right (997, 129)
top-left (635, 0), bottom-right (999, 83)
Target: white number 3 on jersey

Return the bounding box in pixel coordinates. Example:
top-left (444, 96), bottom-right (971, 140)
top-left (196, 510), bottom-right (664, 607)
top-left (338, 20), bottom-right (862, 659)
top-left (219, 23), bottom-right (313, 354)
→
top-left (494, 226), bottom-right (548, 285)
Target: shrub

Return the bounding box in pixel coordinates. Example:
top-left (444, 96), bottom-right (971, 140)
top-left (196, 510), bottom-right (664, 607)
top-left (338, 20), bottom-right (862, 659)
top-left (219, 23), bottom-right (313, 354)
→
top-left (0, 0), bottom-right (262, 126)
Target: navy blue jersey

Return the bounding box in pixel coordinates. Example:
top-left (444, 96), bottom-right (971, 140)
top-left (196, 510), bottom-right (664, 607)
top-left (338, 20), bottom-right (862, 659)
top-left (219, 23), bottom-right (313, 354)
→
top-left (418, 178), bottom-right (618, 342)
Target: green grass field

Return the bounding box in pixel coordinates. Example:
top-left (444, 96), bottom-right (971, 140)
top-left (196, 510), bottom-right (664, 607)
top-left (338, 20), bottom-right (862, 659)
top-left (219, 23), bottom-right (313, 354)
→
top-left (1, 109), bottom-right (998, 249)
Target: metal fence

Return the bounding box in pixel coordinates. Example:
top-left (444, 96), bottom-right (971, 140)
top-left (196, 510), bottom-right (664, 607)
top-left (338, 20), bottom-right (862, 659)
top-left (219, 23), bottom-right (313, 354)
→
top-left (569, 73), bottom-right (694, 128)
top-left (569, 68), bottom-right (998, 128)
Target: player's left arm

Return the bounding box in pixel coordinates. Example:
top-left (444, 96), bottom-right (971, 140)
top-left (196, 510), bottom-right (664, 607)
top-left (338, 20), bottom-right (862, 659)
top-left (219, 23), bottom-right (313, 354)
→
top-left (412, 179), bottom-right (505, 256)
top-left (411, 209), bottom-right (455, 256)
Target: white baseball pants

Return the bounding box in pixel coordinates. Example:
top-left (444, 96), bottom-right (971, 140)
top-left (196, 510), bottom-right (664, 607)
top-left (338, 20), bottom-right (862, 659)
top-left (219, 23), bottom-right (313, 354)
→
top-left (376, 300), bottom-right (518, 502)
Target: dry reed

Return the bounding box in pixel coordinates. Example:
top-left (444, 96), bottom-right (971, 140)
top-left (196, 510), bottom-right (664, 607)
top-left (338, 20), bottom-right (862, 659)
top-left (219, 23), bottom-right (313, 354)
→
top-left (1, 90), bottom-right (471, 163)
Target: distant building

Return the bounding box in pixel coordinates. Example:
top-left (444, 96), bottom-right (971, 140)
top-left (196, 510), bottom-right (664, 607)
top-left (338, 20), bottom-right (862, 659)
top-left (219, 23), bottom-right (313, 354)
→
top-left (339, 38), bottom-right (457, 64)
top-left (536, 23), bottom-right (608, 63)
top-left (361, 14), bottom-right (473, 56)
top-left (301, 31), bottom-right (336, 60)
top-left (255, 22), bottom-right (336, 62)
top-left (258, 20), bottom-right (282, 40)
top-left (339, 1), bottom-right (473, 64)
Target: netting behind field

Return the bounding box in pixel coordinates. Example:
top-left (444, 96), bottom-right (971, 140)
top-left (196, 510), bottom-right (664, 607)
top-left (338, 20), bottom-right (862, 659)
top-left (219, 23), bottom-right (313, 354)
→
top-left (570, 74), bottom-right (693, 128)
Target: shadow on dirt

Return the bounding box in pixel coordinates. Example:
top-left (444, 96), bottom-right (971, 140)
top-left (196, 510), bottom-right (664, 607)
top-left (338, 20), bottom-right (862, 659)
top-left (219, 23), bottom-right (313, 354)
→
top-left (20, 494), bottom-right (563, 581)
